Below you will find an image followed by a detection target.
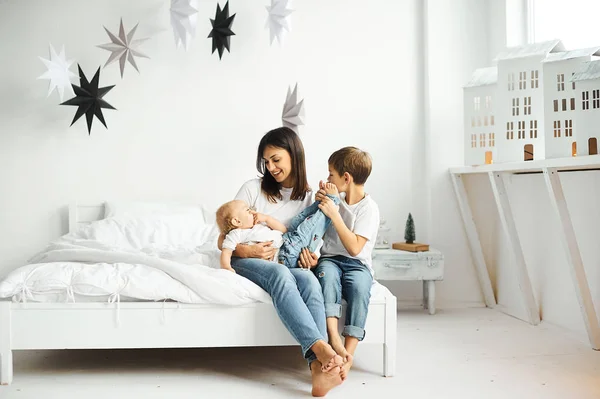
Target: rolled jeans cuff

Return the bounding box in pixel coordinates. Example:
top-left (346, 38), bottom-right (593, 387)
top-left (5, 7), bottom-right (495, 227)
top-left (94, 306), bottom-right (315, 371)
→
top-left (342, 325), bottom-right (365, 341)
top-left (325, 303), bottom-right (342, 318)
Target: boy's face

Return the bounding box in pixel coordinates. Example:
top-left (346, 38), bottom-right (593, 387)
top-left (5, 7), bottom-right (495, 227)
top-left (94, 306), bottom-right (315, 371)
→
top-left (231, 200), bottom-right (255, 229)
top-left (327, 165), bottom-right (347, 192)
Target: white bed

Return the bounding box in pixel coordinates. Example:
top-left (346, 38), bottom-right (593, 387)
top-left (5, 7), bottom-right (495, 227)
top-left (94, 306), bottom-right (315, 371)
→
top-left (0, 203), bottom-right (397, 385)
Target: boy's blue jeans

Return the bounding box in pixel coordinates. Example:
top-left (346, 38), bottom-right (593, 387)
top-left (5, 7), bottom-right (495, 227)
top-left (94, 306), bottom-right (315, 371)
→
top-left (278, 194), bottom-right (341, 268)
top-left (313, 255), bottom-right (373, 341)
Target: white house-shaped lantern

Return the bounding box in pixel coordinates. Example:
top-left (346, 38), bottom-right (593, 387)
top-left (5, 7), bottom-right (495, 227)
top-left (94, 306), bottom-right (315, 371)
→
top-left (495, 40), bottom-right (565, 163)
top-left (572, 60), bottom-right (600, 157)
top-left (542, 48), bottom-right (600, 159)
top-left (463, 67), bottom-right (498, 165)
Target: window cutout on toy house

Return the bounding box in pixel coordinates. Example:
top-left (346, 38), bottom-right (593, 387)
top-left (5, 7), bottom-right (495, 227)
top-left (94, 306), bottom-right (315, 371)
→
top-left (565, 119), bottom-right (573, 137)
top-left (589, 137), bottom-right (598, 155)
top-left (572, 141), bottom-right (577, 157)
top-left (524, 144), bottom-right (534, 161)
top-left (530, 120), bottom-right (538, 139)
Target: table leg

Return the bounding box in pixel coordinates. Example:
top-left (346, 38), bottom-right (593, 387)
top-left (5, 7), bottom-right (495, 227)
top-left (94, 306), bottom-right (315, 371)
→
top-left (427, 280), bottom-right (436, 315)
top-left (423, 280), bottom-right (429, 310)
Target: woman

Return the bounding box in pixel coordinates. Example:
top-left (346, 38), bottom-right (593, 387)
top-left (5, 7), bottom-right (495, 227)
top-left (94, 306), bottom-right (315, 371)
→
top-left (218, 127), bottom-right (343, 397)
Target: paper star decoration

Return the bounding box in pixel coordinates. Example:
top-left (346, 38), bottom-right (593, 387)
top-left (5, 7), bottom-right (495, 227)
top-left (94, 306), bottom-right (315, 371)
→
top-left (265, 0), bottom-right (294, 45)
top-left (37, 43), bottom-right (76, 102)
top-left (282, 84), bottom-right (305, 133)
top-left (208, 1), bottom-right (236, 59)
top-left (60, 65), bottom-right (116, 135)
top-left (97, 18), bottom-right (149, 78)
top-left (170, 0), bottom-right (198, 50)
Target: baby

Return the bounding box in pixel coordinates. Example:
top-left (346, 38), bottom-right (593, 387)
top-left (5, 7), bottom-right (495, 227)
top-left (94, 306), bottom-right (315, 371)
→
top-left (216, 184), bottom-right (340, 272)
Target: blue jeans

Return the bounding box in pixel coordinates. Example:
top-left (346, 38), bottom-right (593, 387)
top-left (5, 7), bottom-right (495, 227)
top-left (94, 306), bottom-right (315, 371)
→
top-left (231, 257), bottom-right (327, 364)
top-left (278, 195), bottom-right (341, 268)
top-left (314, 255), bottom-right (373, 341)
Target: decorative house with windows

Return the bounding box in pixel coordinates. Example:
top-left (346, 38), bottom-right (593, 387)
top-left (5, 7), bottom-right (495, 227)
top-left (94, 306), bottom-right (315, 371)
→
top-left (494, 40), bottom-right (565, 163)
top-left (542, 48), bottom-right (600, 158)
top-left (463, 67), bottom-right (498, 165)
top-left (572, 60), bottom-right (600, 156)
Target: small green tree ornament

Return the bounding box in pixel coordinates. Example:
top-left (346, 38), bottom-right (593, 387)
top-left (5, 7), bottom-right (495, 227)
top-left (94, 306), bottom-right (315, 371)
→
top-left (404, 213), bottom-right (416, 244)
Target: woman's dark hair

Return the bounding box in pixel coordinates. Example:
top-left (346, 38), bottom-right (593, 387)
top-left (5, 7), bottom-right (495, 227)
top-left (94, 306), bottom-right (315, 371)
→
top-left (256, 127), bottom-right (310, 203)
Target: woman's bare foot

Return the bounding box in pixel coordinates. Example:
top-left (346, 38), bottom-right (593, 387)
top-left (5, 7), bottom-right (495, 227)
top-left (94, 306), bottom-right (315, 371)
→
top-left (328, 334), bottom-right (353, 381)
top-left (311, 360), bottom-right (342, 397)
top-left (311, 340), bottom-right (343, 372)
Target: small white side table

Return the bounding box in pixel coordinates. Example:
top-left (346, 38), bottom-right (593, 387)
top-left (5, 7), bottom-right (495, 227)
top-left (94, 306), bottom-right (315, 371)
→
top-left (372, 248), bottom-right (445, 314)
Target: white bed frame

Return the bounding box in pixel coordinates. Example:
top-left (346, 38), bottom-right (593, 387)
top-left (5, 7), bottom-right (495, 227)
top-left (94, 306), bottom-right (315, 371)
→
top-left (0, 203), bottom-right (397, 385)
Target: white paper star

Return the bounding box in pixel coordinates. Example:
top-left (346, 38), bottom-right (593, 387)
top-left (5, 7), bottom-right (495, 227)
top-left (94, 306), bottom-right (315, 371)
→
top-left (37, 43), bottom-right (76, 102)
top-left (265, 0), bottom-right (293, 45)
top-left (170, 0), bottom-right (198, 50)
top-left (97, 18), bottom-right (150, 78)
top-left (282, 83), bottom-right (305, 133)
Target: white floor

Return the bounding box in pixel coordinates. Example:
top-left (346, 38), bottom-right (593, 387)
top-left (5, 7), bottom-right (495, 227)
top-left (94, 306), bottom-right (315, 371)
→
top-left (1, 307), bottom-right (599, 399)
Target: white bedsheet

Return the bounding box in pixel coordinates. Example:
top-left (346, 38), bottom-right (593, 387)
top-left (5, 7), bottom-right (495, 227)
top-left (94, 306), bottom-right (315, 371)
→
top-left (0, 213), bottom-right (393, 305)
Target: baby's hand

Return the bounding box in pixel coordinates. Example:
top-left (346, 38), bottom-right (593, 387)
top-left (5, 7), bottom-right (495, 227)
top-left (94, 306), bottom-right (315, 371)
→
top-left (251, 210), bottom-right (267, 225)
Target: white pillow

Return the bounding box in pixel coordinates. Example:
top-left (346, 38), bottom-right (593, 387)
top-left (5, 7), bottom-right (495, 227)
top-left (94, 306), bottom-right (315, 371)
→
top-left (104, 201), bottom-right (208, 223)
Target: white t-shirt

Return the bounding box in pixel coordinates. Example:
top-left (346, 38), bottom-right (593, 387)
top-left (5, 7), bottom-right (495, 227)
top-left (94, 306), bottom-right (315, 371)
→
top-left (320, 193), bottom-right (380, 273)
top-left (234, 179), bottom-right (313, 228)
top-left (222, 224), bottom-right (284, 251)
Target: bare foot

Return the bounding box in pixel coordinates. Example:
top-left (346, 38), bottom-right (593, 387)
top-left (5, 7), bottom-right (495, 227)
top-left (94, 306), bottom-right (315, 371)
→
top-left (311, 340), bottom-right (343, 372)
top-left (311, 361), bottom-right (342, 397)
top-left (340, 353), bottom-right (354, 381)
top-left (323, 182), bottom-right (339, 197)
top-left (328, 333), bottom-right (346, 358)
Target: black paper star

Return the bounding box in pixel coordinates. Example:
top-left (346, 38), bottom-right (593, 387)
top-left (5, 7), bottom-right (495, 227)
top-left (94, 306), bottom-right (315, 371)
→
top-left (208, 1), bottom-right (236, 59)
top-left (60, 65), bottom-right (116, 134)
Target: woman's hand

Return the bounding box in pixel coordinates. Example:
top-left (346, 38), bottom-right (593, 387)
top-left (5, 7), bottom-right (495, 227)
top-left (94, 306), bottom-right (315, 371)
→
top-left (298, 248), bottom-right (318, 269)
top-left (236, 241), bottom-right (277, 260)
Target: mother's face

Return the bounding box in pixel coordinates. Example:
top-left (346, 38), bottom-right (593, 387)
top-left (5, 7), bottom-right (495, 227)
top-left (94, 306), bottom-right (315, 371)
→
top-left (263, 145), bottom-right (293, 187)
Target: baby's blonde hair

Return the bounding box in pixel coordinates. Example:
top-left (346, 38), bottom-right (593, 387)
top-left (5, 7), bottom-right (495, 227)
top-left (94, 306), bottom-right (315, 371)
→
top-left (216, 200), bottom-right (243, 234)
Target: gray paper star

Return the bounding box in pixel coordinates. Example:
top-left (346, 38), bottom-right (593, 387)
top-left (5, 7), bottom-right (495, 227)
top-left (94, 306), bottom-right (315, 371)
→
top-left (97, 18), bottom-right (149, 78)
top-left (282, 83), bottom-right (305, 133)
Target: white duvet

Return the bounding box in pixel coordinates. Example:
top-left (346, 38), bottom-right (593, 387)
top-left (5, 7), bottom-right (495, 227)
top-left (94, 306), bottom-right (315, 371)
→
top-left (0, 212), bottom-right (272, 305)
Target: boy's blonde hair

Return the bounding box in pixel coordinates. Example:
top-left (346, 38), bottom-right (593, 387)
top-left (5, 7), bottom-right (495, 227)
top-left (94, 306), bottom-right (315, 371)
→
top-left (328, 146), bottom-right (372, 185)
top-left (216, 200), bottom-right (240, 234)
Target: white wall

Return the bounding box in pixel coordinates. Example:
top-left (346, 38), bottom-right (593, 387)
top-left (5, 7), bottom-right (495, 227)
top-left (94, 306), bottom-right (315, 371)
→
top-left (0, 0), bottom-right (448, 303)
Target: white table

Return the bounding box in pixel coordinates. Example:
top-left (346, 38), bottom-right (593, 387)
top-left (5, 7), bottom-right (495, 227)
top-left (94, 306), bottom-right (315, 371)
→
top-left (372, 248), bottom-right (444, 314)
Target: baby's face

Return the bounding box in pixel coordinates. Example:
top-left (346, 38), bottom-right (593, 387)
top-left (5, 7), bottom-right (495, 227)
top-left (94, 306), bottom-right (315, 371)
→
top-left (232, 200), bottom-right (254, 229)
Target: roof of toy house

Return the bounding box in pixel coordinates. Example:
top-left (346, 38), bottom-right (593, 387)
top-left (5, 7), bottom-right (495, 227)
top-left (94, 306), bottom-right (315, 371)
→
top-left (572, 60), bottom-right (600, 82)
top-left (463, 67), bottom-right (498, 88)
top-left (494, 39), bottom-right (565, 61)
top-left (542, 47), bottom-right (600, 63)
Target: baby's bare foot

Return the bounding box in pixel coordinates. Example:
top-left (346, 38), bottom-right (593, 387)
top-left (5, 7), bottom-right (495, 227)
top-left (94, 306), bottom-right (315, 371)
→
top-left (324, 182), bottom-right (339, 196)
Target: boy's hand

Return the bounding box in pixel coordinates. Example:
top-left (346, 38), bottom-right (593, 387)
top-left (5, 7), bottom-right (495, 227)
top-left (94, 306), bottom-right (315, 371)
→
top-left (318, 196), bottom-right (340, 219)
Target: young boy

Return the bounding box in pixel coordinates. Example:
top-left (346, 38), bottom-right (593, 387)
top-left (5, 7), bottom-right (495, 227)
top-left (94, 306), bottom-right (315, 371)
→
top-left (216, 187), bottom-right (340, 271)
top-left (313, 146), bottom-right (380, 380)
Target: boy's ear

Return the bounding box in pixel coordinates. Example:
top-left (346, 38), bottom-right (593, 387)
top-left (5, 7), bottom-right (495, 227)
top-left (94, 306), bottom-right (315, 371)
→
top-left (231, 217), bottom-right (242, 227)
top-left (343, 172), bottom-right (352, 183)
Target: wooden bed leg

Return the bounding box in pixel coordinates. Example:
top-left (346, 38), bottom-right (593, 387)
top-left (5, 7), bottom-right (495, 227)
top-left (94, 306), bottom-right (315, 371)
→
top-left (383, 295), bottom-right (397, 377)
top-left (0, 302), bottom-right (13, 385)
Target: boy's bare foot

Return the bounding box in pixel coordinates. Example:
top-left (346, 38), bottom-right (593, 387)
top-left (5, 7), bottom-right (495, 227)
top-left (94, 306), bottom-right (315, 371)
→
top-left (340, 353), bottom-right (354, 381)
top-left (311, 361), bottom-right (342, 397)
top-left (311, 340), bottom-right (343, 372)
top-left (323, 182), bottom-right (339, 197)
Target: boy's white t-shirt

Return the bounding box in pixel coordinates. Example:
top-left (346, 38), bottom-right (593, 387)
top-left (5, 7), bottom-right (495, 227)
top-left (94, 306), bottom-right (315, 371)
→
top-left (320, 193), bottom-right (380, 274)
top-left (234, 179), bottom-right (313, 228)
top-left (222, 224), bottom-right (284, 251)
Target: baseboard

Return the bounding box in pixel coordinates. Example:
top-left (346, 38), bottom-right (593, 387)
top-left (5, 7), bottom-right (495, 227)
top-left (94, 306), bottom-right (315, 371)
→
top-left (395, 298), bottom-right (486, 309)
